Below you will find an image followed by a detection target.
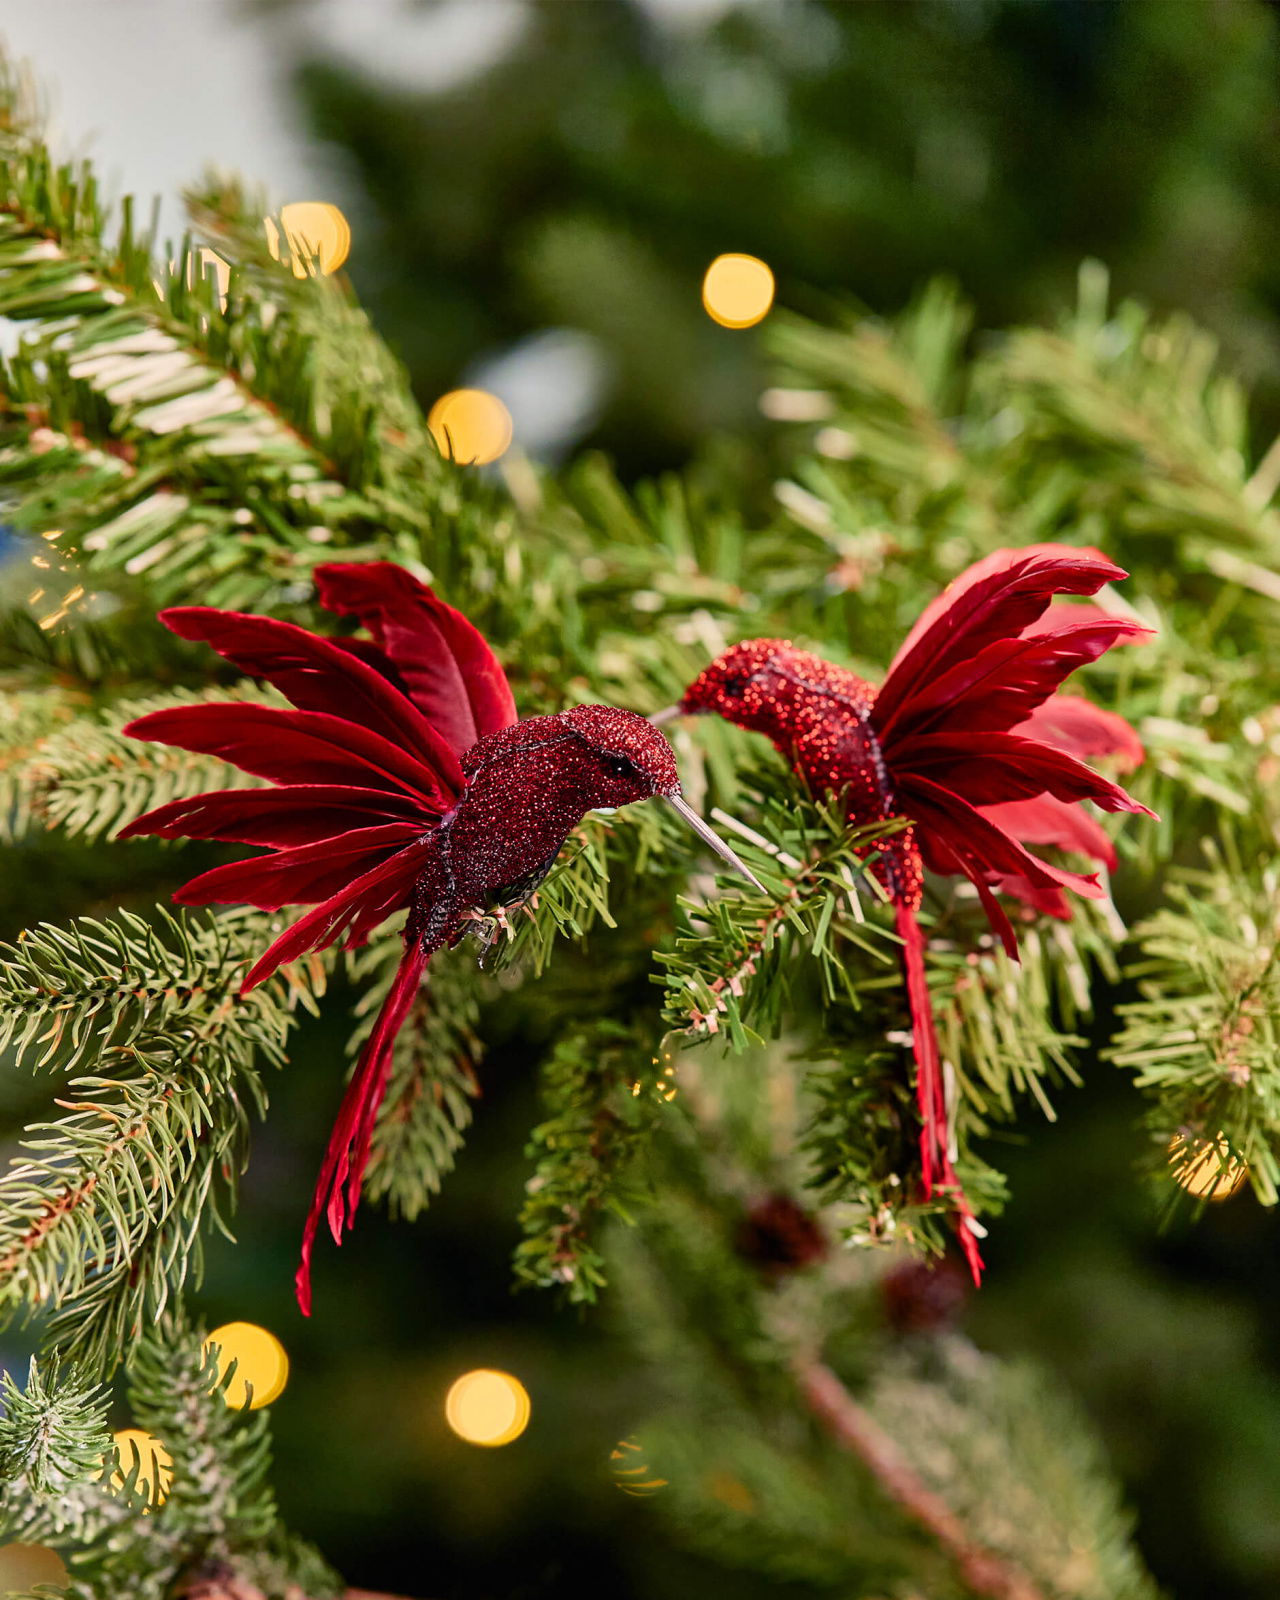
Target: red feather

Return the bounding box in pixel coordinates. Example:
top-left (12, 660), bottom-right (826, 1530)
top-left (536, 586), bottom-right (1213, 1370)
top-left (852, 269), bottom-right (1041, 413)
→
top-left (983, 793), bottom-right (1119, 870)
top-left (159, 607), bottom-right (462, 776)
top-left (881, 619), bottom-right (1153, 743)
top-left (876, 548), bottom-right (1128, 735)
top-left (1014, 695), bottom-right (1144, 772)
top-left (117, 784), bottom-right (435, 848)
top-left (296, 940), bottom-right (430, 1317)
top-left (892, 730), bottom-right (1153, 814)
top-left (241, 838), bottom-right (438, 991)
top-left (123, 703), bottom-right (463, 808)
top-left (173, 823), bottom-right (428, 911)
top-left (314, 561), bottom-right (517, 754)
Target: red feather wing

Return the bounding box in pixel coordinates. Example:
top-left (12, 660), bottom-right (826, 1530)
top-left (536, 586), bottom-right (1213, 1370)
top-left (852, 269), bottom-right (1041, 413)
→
top-left (881, 619), bottom-right (1152, 745)
top-left (890, 730), bottom-right (1153, 815)
top-left (898, 774), bottom-right (1106, 954)
top-left (159, 608), bottom-right (461, 776)
top-left (981, 794), bottom-right (1118, 869)
top-left (1014, 696), bottom-right (1144, 772)
top-left (875, 546), bottom-right (1128, 736)
top-left (117, 784), bottom-right (434, 848)
top-left (123, 704), bottom-right (463, 809)
top-left (172, 823), bottom-right (428, 911)
top-left (314, 562), bottom-right (517, 755)
top-left (241, 838), bottom-right (438, 991)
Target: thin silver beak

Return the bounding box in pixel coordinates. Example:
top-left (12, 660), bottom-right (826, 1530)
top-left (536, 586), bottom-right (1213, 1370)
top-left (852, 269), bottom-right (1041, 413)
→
top-left (649, 705), bottom-right (682, 726)
top-left (665, 793), bottom-right (766, 893)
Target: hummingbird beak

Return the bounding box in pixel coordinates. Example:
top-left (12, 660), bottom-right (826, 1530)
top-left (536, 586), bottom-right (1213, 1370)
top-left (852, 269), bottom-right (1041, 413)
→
top-left (649, 705), bottom-right (683, 726)
top-left (665, 793), bottom-right (766, 893)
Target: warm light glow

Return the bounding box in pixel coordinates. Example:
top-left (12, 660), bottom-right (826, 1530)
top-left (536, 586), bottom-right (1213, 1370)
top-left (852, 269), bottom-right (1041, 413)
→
top-left (0, 1543), bottom-right (69, 1589)
top-left (205, 1321), bottom-right (290, 1409)
top-left (702, 253), bottom-right (775, 329)
top-left (108, 1428), bottom-right (174, 1506)
top-left (444, 1368), bottom-right (530, 1446)
top-left (0, 1536), bottom-right (68, 1587)
top-left (1170, 1134), bottom-right (1248, 1200)
top-left (611, 1437), bottom-right (668, 1496)
top-left (427, 389), bottom-right (514, 465)
top-left (190, 247), bottom-right (231, 308)
top-left (264, 201), bottom-right (352, 277)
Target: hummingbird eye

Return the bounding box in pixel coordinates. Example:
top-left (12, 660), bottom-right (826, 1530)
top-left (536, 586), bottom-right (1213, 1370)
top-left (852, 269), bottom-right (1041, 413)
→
top-left (606, 755), bottom-right (637, 779)
top-left (721, 674), bottom-right (748, 700)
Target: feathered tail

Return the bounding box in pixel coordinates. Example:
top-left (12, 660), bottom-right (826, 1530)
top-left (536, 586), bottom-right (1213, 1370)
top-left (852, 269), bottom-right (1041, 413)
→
top-left (895, 901), bottom-right (984, 1285)
top-left (296, 939), bottom-right (431, 1315)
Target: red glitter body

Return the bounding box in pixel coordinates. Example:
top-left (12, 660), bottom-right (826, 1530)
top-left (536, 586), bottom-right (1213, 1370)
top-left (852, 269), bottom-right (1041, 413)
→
top-left (120, 565), bottom-right (734, 1314)
top-left (679, 545), bottom-right (1154, 1280)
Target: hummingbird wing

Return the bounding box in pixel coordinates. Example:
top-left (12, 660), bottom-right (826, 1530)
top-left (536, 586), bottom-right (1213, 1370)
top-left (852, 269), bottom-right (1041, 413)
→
top-left (159, 607), bottom-right (463, 779)
top-left (124, 703), bottom-right (462, 810)
top-left (171, 823), bottom-right (430, 911)
top-left (314, 561), bottom-right (518, 755)
top-left (239, 836), bottom-right (440, 991)
top-left (874, 545), bottom-right (1129, 738)
top-left (117, 783), bottom-right (434, 847)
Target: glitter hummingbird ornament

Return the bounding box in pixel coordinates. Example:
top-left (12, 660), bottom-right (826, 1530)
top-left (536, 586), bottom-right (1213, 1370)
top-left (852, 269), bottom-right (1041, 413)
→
top-left (119, 562), bottom-right (761, 1313)
top-left (664, 545), bottom-right (1154, 1281)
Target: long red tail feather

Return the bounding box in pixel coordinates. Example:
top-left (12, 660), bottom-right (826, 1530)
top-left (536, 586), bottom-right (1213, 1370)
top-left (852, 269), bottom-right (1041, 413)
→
top-left (895, 901), bottom-right (984, 1285)
top-left (295, 939), bottom-right (431, 1316)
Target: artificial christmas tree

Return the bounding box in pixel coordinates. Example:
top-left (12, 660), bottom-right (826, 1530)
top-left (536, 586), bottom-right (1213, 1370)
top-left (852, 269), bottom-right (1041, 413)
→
top-left (2, 42), bottom-right (1280, 1600)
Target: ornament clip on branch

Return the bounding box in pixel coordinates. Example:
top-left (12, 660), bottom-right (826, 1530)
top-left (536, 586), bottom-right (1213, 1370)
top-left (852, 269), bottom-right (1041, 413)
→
top-left (118, 562), bottom-right (760, 1313)
top-left (661, 544), bottom-right (1154, 1280)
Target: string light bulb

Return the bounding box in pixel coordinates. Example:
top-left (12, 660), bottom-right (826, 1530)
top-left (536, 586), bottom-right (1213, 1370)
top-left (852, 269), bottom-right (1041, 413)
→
top-left (1169, 1134), bottom-right (1248, 1200)
top-left (0, 1544), bottom-right (68, 1589)
top-left (108, 1429), bottom-right (173, 1507)
top-left (427, 389), bottom-right (514, 465)
top-left (702, 253), bottom-right (775, 329)
top-left (444, 1368), bottom-right (531, 1447)
top-left (264, 201), bottom-right (352, 277)
top-left (204, 1321), bottom-right (290, 1409)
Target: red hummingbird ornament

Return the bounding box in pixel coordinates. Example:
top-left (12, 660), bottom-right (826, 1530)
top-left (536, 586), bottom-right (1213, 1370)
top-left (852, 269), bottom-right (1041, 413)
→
top-left (665, 545), bottom-right (1154, 1282)
top-left (118, 561), bottom-right (761, 1314)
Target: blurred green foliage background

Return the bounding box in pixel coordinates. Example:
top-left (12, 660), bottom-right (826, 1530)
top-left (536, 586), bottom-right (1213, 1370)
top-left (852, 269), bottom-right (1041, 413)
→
top-left (10, 1), bottom-right (1280, 1595)
top-left (288, 0), bottom-right (1280, 475)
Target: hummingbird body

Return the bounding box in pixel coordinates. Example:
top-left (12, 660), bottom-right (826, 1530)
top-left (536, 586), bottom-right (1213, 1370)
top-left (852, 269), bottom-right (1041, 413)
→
top-left (676, 546), bottom-right (1156, 1281)
top-left (713, 644), bottom-right (925, 907)
top-left (121, 566), bottom-right (753, 1313)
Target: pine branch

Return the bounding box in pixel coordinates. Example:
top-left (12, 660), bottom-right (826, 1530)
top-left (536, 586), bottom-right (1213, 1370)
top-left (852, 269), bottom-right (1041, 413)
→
top-left (0, 907), bottom-right (327, 1371)
top-left (660, 783), bottom-right (898, 1049)
top-left (0, 55), bottom-right (476, 611)
top-left (514, 1018), bottom-right (666, 1301)
top-left (1109, 839), bottom-right (1280, 1205)
top-left (794, 1358), bottom-right (1047, 1600)
top-left (0, 1330), bottom-right (342, 1599)
top-left (10, 682), bottom-right (273, 843)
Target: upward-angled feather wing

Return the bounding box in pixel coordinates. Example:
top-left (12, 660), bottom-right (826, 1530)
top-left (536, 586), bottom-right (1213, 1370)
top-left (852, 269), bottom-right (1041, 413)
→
top-left (123, 703), bottom-right (463, 809)
top-left (159, 607), bottom-right (462, 777)
top-left (314, 562), bottom-right (517, 756)
top-left (879, 618), bottom-right (1152, 746)
top-left (875, 546), bottom-right (1128, 736)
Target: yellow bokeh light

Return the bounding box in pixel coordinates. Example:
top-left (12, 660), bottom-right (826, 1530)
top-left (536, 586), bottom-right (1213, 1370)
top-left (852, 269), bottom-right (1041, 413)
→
top-left (264, 201), bottom-right (352, 277)
top-left (702, 253), bottom-right (775, 329)
top-left (108, 1428), bottom-right (174, 1507)
top-left (444, 1368), bottom-right (531, 1447)
top-left (0, 1543), bottom-right (69, 1589)
top-left (1169, 1134), bottom-right (1248, 1200)
top-left (427, 389), bottom-right (514, 466)
top-left (205, 1321), bottom-right (290, 1410)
